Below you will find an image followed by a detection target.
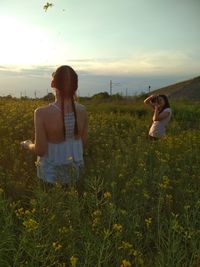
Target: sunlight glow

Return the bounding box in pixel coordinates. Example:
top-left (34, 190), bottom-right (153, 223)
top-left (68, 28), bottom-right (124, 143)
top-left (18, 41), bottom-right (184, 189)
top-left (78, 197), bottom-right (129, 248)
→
top-left (0, 16), bottom-right (75, 66)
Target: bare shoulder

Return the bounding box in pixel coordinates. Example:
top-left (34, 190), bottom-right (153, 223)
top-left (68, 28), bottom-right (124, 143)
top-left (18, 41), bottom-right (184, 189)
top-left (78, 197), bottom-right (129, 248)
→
top-left (75, 102), bottom-right (87, 113)
top-left (34, 105), bottom-right (51, 117)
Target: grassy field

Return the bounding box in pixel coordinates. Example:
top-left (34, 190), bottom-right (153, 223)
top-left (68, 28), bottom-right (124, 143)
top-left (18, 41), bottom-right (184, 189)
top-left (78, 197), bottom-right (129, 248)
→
top-left (0, 98), bottom-right (199, 267)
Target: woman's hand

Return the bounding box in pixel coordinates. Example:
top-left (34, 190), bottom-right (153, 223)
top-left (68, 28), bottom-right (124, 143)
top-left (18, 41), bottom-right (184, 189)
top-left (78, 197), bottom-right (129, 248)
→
top-left (153, 102), bottom-right (160, 109)
top-left (144, 95), bottom-right (155, 105)
top-left (20, 140), bottom-right (33, 149)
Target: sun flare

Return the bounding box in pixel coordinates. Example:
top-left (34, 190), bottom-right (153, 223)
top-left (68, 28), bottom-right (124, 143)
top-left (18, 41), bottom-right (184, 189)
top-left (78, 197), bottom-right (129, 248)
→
top-left (0, 16), bottom-right (74, 66)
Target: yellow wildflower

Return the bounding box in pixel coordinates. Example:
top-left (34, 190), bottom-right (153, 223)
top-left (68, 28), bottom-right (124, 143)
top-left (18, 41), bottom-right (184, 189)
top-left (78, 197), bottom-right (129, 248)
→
top-left (58, 226), bottom-right (72, 234)
top-left (119, 209), bottom-right (127, 215)
top-left (109, 202), bottom-right (114, 209)
top-left (23, 218), bottom-right (39, 232)
top-left (15, 207), bottom-right (25, 217)
top-left (70, 256), bottom-right (78, 267)
top-left (67, 156), bottom-right (73, 161)
top-left (113, 223), bottom-right (123, 233)
top-left (31, 208), bottom-right (36, 213)
top-left (103, 191), bottom-right (111, 199)
top-left (24, 210), bottom-right (31, 215)
top-left (159, 175), bottom-right (170, 189)
top-left (145, 218), bottom-right (152, 228)
top-left (166, 194), bottom-right (173, 205)
top-left (92, 209), bottom-right (102, 217)
top-left (92, 217), bottom-right (100, 229)
top-left (52, 241), bottom-right (62, 251)
top-left (121, 259), bottom-right (132, 267)
top-left (118, 241), bottom-right (133, 250)
top-left (35, 161), bottom-right (40, 167)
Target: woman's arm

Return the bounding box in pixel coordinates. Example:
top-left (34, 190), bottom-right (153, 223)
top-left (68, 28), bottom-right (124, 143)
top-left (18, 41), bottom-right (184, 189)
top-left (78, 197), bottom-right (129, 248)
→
top-left (144, 95), bottom-right (155, 107)
top-left (153, 106), bottom-right (170, 121)
top-left (152, 106), bottom-right (159, 121)
top-left (21, 108), bottom-right (48, 156)
top-left (33, 108), bottom-right (48, 156)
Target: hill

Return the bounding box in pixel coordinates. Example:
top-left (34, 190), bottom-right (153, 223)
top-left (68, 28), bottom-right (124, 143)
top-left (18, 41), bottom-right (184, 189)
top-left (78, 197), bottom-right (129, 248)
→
top-left (151, 76), bottom-right (200, 100)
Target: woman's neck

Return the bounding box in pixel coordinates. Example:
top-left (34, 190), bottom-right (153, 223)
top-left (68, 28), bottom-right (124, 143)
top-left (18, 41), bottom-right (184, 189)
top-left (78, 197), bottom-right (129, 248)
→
top-left (54, 94), bottom-right (72, 106)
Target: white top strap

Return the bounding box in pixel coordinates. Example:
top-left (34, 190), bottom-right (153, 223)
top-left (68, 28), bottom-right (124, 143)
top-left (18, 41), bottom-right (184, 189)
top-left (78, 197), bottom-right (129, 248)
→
top-left (50, 102), bottom-right (61, 111)
top-left (50, 102), bottom-right (74, 113)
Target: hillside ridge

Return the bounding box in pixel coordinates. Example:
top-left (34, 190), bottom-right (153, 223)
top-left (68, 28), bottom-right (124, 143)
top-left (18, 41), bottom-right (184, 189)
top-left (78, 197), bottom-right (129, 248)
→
top-left (151, 76), bottom-right (200, 100)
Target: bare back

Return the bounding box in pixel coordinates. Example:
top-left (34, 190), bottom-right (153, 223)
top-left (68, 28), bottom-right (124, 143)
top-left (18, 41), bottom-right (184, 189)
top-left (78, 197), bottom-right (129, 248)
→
top-left (34, 102), bottom-right (88, 156)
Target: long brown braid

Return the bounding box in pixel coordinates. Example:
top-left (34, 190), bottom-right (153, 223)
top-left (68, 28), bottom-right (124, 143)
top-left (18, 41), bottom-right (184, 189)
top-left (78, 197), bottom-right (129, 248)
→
top-left (71, 96), bottom-right (78, 136)
top-left (53, 66), bottom-right (78, 140)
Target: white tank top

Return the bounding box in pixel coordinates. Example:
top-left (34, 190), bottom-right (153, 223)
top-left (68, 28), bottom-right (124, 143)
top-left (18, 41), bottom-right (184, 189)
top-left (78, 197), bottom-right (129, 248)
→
top-left (149, 108), bottom-right (172, 138)
top-left (36, 102), bottom-right (83, 184)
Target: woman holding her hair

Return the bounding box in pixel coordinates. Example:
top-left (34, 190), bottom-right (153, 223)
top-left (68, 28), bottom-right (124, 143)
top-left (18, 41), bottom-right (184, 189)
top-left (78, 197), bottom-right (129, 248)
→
top-left (144, 94), bottom-right (172, 140)
top-left (21, 65), bottom-right (88, 184)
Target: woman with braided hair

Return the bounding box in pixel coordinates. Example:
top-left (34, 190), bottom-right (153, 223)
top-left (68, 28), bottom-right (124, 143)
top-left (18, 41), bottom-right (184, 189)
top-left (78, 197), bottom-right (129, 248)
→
top-left (21, 65), bottom-right (88, 184)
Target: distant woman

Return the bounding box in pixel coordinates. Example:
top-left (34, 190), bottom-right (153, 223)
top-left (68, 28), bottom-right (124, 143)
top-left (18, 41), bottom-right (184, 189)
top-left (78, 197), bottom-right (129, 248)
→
top-left (21, 65), bottom-right (88, 184)
top-left (144, 94), bottom-right (172, 140)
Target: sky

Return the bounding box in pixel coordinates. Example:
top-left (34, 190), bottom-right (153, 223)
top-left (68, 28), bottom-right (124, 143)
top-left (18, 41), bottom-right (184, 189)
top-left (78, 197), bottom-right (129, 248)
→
top-left (0, 0), bottom-right (199, 97)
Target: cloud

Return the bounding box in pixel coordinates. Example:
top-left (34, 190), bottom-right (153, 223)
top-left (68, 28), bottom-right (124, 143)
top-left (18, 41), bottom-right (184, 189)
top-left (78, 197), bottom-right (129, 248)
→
top-left (0, 65), bottom-right (55, 78)
top-left (0, 49), bottom-right (199, 80)
top-left (65, 50), bottom-right (200, 76)
top-left (0, 64), bottom-right (197, 98)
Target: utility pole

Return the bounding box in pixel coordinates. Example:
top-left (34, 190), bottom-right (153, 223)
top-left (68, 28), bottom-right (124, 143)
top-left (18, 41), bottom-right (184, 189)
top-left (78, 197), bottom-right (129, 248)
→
top-left (34, 91), bottom-right (37, 99)
top-left (110, 80), bottom-right (112, 96)
top-left (109, 80), bottom-right (121, 96)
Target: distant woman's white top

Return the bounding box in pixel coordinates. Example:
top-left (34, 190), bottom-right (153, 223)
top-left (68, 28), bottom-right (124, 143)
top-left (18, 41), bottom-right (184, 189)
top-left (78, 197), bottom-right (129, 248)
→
top-left (149, 108), bottom-right (172, 138)
top-left (37, 103), bottom-right (84, 184)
